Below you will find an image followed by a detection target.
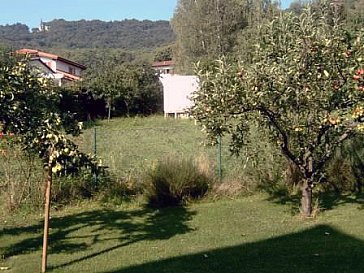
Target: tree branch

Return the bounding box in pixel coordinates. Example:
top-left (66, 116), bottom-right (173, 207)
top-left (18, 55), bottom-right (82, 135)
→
top-left (257, 106), bottom-right (303, 171)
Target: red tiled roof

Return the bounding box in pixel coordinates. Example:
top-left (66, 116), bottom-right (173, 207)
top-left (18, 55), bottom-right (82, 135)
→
top-left (16, 48), bottom-right (86, 70)
top-left (152, 60), bottom-right (174, 68)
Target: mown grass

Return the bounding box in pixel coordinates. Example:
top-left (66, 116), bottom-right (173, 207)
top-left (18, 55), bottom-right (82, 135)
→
top-left (0, 193), bottom-right (363, 273)
top-left (77, 115), bottom-right (282, 187)
top-left (2, 115), bottom-right (362, 272)
top-left (0, 115), bottom-right (283, 211)
top-left (78, 116), bottom-right (217, 178)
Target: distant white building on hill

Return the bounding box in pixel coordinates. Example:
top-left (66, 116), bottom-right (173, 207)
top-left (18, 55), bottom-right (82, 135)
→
top-left (159, 74), bottom-right (199, 118)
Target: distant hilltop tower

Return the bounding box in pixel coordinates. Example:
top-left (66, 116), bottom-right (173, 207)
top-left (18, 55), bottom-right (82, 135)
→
top-left (38, 20), bottom-right (50, 32)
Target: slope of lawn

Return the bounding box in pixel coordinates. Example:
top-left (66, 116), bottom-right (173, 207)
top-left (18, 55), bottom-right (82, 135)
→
top-left (76, 115), bottom-right (266, 181)
top-left (1, 193), bottom-right (364, 273)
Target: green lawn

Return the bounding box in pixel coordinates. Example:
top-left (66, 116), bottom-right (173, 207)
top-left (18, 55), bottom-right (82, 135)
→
top-left (1, 193), bottom-right (363, 273)
top-left (1, 116), bottom-right (363, 272)
top-left (77, 116), bottom-right (266, 180)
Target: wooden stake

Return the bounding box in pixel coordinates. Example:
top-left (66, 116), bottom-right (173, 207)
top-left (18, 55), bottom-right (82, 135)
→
top-left (41, 159), bottom-right (52, 273)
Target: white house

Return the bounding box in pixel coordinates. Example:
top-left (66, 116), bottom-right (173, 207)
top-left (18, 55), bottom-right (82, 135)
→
top-left (16, 48), bottom-right (86, 86)
top-left (159, 74), bottom-right (199, 118)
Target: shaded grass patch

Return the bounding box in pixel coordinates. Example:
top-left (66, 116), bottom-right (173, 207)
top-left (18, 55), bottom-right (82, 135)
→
top-left (1, 194), bottom-right (364, 272)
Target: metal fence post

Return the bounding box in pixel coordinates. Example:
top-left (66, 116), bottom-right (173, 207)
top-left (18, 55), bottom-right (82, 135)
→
top-left (217, 135), bottom-right (222, 182)
top-left (93, 127), bottom-right (97, 184)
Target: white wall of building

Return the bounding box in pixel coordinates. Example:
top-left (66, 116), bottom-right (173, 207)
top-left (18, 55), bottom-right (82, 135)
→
top-left (39, 57), bottom-right (56, 71)
top-left (159, 74), bottom-right (199, 117)
top-left (39, 57), bottom-right (81, 76)
top-left (56, 61), bottom-right (82, 76)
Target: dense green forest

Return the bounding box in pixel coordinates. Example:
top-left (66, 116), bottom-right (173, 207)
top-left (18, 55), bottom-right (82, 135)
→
top-left (0, 19), bottom-right (175, 51)
top-left (0, 19), bottom-right (175, 82)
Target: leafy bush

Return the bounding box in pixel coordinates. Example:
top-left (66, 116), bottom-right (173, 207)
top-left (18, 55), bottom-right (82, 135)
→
top-left (325, 136), bottom-right (364, 194)
top-left (98, 173), bottom-right (144, 205)
top-left (0, 136), bottom-right (105, 211)
top-left (51, 173), bottom-right (96, 205)
top-left (145, 156), bottom-right (212, 207)
top-left (0, 137), bottom-right (44, 211)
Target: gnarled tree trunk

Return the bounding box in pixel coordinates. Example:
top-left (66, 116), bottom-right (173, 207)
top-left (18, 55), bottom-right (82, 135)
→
top-left (301, 179), bottom-right (313, 217)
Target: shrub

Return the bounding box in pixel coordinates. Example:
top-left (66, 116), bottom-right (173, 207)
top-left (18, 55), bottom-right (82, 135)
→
top-left (144, 156), bottom-right (212, 207)
top-left (0, 136), bottom-right (107, 211)
top-left (99, 173), bottom-right (144, 205)
top-left (0, 137), bottom-right (44, 211)
top-left (211, 178), bottom-right (250, 198)
top-left (51, 173), bottom-right (96, 205)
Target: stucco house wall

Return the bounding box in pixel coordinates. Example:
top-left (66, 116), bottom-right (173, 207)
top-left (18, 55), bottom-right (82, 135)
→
top-left (159, 74), bottom-right (199, 118)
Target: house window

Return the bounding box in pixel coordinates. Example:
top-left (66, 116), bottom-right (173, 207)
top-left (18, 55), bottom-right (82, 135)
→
top-left (68, 67), bottom-right (76, 75)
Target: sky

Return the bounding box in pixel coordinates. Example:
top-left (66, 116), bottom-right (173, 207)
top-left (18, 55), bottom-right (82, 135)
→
top-left (0, 0), bottom-right (294, 30)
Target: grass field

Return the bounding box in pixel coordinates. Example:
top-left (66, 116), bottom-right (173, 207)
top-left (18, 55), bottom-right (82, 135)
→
top-left (1, 116), bottom-right (363, 272)
top-left (1, 193), bottom-right (364, 273)
top-left (76, 115), bottom-right (282, 186)
top-left (78, 116), bottom-right (221, 178)
top-left (0, 115), bottom-right (283, 211)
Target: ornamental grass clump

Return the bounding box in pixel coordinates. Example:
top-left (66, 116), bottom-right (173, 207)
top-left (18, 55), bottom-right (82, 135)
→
top-left (145, 156), bottom-right (212, 207)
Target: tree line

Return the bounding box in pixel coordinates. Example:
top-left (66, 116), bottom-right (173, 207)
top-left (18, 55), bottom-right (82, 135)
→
top-left (0, 19), bottom-right (174, 50)
top-left (171, 0), bottom-right (364, 73)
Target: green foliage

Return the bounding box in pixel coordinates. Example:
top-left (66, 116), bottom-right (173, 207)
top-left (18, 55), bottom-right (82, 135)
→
top-left (171, 0), bottom-right (279, 73)
top-left (0, 19), bottom-right (175, 50)
top-left (98, 174), bottom-right (144, 205)
top-left (0, 136), bottom-right (44, 211)
top-left (193, 4), bottom-right (364, 180)
top-left (0, 48), bottom-right (99, 179)
top-left (58, 87), bottom-right (107, 121)
top-left (60, 48), bottom-right (136, 72)
top-left (145, 156), bottom-right (212, 207)
top-left (343, 0), bottom-right (364, 28)
top-left (171, 0), bottom-right (246, 73)
top-left (51, 173), bottom-right (99, 205)
top-left (191, 4), bottom-right (364, 215)
top-left (326, 135), bottom-right (364, 193)
top-left (84, 62), bottom-right (162, 117)
top-left (153, 44), bottom-right (174, 62)
top-left (0, 23), bottom-right (30, 44)
top-left (0, 133), bottom-right (107, 211)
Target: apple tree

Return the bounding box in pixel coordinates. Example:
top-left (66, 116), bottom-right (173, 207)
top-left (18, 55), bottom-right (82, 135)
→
top-left (0, 50), bottom-right (100, 272)
top-left (0, 51), bottom-right (98, 174)
top-left (191, 5), bottom-right (364, 216)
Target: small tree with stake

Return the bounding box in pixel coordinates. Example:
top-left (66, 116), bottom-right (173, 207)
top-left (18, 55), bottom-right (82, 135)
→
top-left (191, 4), bottom-right (364, 217)
top-left (0, 51), bottom-right (99, 272)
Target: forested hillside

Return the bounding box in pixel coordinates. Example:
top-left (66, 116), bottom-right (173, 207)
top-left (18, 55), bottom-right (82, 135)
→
top-left (0, 19), bottom-right (175, 50)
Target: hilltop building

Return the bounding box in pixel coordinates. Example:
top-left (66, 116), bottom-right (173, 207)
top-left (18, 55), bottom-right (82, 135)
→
top-left (38, 20), bottom-right (50, 32)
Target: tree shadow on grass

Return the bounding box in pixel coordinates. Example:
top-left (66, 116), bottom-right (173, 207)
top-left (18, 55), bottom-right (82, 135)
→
top-left (259, 184), bottom-right (301, 214)
top-left (318, 192), bottom-right (364, 211)
top-left (0, 205), bottom-right (196, 270)
top-left (262, 183), bottom-right (364, 214)
top-left (103, 224), bottom-right (364, 273)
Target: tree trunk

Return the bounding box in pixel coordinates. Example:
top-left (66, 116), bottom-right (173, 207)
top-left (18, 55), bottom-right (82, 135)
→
top-left (301, 179), bottom-right (313, 217)
top-left (42, 159), bottom-right (52, 273)
top-left (107, 97), bottom-right (112, 122)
